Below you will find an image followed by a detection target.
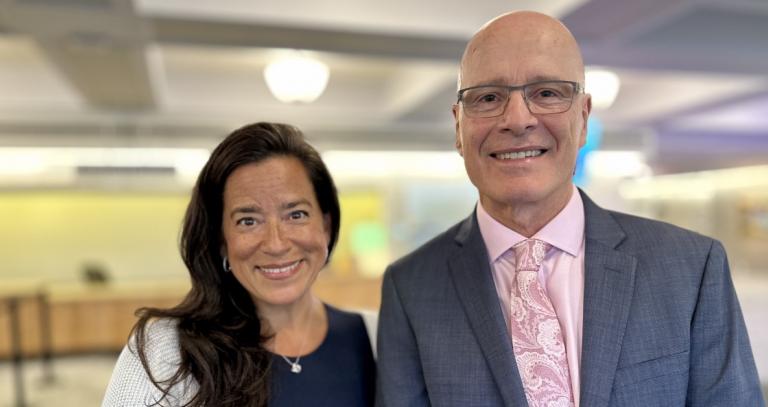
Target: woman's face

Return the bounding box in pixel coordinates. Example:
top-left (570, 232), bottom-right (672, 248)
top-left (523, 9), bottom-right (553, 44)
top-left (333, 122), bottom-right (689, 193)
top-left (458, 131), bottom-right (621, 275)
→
top-left (221, 156), bottom-right (330, 309)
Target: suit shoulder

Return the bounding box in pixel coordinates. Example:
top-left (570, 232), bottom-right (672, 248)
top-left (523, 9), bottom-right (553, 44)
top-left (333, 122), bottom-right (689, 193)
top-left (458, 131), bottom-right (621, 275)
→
top-left (386, 218), bottom-right (466, 275)
top-left (607, 209), bottom-right (719, 251)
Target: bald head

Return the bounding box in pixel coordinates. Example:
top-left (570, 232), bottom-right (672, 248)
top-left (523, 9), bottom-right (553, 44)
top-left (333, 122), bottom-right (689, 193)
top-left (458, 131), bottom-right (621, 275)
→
top-left (458, 11), bottom-right (585, 89)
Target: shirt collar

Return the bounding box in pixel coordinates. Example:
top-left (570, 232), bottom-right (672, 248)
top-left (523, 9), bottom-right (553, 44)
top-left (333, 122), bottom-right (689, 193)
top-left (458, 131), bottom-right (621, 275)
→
top-left (477, 185), bottom-right (585, 262)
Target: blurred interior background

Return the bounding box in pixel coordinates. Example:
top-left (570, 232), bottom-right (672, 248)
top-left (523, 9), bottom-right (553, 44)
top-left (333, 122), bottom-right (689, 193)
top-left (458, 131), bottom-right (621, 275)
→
top-left (1, 0), bottom-right (767, 405)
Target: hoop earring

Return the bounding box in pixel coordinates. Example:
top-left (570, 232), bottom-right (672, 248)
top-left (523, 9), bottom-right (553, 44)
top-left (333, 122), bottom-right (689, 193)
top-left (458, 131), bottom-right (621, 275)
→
top-left (222, 256), bottom-right (231, 273)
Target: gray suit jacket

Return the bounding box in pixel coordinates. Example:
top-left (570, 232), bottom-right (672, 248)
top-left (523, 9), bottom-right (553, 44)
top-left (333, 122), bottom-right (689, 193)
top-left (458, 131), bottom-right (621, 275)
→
top-left (376, 191), bottom-right (763, 406)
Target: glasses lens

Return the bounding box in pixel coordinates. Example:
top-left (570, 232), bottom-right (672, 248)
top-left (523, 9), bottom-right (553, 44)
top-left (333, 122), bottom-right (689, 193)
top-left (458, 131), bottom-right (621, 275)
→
top-left (459, 81), bottom-right (578, 117)
top-left (524, 81), bottom-right (575, 114)
top-left (460, 86), bottom-right (508, 118)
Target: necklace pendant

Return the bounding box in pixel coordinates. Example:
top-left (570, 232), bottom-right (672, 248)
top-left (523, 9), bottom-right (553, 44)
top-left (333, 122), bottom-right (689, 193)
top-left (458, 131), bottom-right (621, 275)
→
top-left (290, 363), bottom-right (302, 374)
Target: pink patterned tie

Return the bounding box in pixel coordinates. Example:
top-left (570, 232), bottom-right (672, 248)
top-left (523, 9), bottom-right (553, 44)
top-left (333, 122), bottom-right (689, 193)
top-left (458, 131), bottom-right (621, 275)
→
top-left (509, 239), bottom-right (573, 407)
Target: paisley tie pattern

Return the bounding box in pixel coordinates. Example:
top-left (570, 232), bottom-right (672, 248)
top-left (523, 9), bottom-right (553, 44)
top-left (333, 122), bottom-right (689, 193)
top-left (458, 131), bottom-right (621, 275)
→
top-left (508, 239), bottom-right (573, 407)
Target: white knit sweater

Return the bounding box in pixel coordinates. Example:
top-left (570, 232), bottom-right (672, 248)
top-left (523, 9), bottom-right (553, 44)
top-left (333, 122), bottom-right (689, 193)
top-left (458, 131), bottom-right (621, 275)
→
top-left (101, 309), bottom-right (378, 406)
top-left (101, 319), bottom-right (197, 407)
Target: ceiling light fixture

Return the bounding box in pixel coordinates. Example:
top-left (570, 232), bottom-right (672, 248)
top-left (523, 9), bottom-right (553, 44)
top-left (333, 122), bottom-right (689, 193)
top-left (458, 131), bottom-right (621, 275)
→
top-left (586, 68), bottom-right (621, 110)
top-left (264, 51), bottom-right (330, 103)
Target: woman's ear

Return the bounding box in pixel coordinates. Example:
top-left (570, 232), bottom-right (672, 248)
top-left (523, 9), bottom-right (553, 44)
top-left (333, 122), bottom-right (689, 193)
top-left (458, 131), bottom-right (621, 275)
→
top-left (219, 242), bottom-right (231, 273)
top-left (323, 214), bottom-right (332, 240)
top-left (322, 214), bottom-right (332, 263)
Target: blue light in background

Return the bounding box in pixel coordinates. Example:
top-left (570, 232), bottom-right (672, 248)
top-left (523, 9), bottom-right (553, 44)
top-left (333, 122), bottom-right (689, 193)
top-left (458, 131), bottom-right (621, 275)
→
top-left (574, 116), bottom-right (603, 187)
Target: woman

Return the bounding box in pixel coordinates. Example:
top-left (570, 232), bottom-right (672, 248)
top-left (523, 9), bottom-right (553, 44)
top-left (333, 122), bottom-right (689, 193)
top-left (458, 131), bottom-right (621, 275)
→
top-left (102, 122), bottom-right (375, 407)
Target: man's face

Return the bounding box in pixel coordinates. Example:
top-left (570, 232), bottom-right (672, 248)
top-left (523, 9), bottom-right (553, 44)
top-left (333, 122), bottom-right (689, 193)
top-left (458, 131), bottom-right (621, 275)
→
top-left (453, 20), bottom-right (591, 225)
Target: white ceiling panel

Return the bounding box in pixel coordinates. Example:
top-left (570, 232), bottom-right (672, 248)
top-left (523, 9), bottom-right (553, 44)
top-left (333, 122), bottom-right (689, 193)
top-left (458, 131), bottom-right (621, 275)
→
top-left (0, 0), bottom-right (766, 175)
top-left (136, 0), bottom-right (587, 37)
top-left (0, 36), bottom-right (84, 110)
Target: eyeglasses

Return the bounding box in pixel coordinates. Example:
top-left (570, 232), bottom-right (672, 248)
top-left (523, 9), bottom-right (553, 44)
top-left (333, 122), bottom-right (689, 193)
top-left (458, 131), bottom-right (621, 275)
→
top-left (456, 80), bottom-right (583, 118)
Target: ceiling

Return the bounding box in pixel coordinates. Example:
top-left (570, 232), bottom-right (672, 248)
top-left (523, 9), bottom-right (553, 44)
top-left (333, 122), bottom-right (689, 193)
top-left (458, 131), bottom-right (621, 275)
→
top-left (0, 0), bottom-right (767, 175)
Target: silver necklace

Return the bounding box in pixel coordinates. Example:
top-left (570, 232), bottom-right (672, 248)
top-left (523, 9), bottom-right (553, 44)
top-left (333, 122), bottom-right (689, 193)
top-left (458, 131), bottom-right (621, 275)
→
top-left (280, 354), bottom-right (303, 374)
top-left (277, 306), bottom-right (312, 374)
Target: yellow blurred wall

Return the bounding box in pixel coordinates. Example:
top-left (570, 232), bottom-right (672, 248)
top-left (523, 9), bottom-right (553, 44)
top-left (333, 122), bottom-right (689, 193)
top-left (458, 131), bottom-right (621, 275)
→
top-left (0, 190), bottom-right (385, 357)
top-left (0, 191), bottom-right (189, 282)
top-left (0, 189), bottom-right (389, 283)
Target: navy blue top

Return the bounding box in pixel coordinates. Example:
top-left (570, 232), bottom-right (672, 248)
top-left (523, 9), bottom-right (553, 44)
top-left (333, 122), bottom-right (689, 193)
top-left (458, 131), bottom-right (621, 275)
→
top-left (269, 304), bottom-right (376, 407)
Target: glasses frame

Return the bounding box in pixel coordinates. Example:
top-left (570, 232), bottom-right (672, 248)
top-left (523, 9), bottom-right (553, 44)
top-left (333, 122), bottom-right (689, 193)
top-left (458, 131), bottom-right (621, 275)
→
top-left (456, 80), bottom-right (583, 118)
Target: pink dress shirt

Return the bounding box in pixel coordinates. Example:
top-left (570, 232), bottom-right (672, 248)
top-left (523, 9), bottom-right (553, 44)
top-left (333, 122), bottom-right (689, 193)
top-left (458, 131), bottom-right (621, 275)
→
top-left (477, 185), bottom-right (585, 406)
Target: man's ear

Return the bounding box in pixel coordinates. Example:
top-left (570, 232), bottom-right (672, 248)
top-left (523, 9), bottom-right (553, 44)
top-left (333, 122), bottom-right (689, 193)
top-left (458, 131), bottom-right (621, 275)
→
top-left (579, 94), bottom-right (592, 148)
top-left (452, 104), bottom-right (464, 155)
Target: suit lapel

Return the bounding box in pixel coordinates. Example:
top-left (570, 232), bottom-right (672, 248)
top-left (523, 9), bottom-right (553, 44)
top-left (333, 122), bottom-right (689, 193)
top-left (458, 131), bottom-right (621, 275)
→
top-left (448, 214), bottom-right (529, 406)
top-left (579, 192), bottom-right (638, 407)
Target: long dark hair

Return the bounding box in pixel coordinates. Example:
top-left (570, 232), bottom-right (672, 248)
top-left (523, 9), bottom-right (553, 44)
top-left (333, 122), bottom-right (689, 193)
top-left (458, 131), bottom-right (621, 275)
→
top-left (132, 122), bottom-right (341, 407)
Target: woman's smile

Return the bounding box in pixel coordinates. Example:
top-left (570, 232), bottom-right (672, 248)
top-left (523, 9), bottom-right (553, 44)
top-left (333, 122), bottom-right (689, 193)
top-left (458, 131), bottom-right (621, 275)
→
top-left (256, 259), bottom-right (303, 280)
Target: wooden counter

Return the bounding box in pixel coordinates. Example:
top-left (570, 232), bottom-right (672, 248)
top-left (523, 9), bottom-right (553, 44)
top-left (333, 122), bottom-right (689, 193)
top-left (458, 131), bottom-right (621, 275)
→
top-left (0, 275), bottom-right (381, 359)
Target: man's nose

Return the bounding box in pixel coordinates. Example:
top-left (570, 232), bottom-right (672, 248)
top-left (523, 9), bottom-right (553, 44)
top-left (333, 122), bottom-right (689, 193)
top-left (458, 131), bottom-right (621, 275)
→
top-left (499, 91), bottom-right (538, 132)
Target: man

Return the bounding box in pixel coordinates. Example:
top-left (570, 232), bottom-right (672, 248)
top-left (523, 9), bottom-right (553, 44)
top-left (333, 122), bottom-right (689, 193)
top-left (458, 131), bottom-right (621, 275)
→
top-left (376, 10), bottom-right (763, 407)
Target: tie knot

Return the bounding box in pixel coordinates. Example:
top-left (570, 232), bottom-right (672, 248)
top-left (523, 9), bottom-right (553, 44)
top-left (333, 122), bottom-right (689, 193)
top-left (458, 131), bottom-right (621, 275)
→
top-left (512, 239), bottom-right (551, 272)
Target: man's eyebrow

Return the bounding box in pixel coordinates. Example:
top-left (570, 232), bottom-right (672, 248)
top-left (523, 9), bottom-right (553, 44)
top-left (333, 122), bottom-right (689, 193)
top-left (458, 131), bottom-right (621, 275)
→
top-left (526, 75), bottom-right (566, 83)
top-left (467, 75), bottom-right (566, 87)
top-left (464, 77), bottom-right (508, 87)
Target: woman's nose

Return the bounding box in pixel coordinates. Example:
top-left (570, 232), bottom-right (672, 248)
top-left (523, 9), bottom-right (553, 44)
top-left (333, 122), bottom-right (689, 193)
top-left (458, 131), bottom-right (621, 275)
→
top-left (261, 222), bottom-right (290, 255)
